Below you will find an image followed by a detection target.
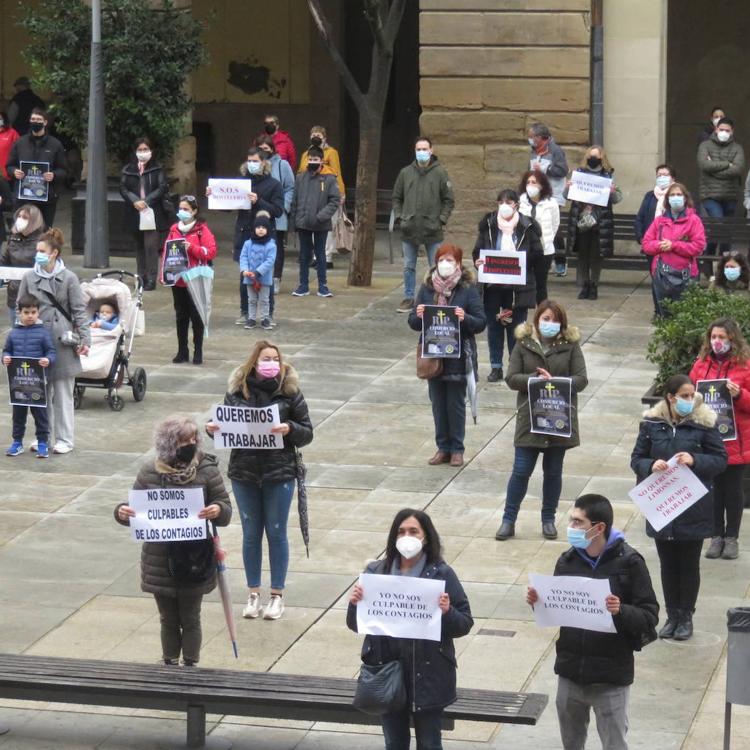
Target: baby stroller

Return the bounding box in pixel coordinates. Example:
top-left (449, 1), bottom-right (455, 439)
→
top-left (75, 270), bottom-right (146, 411)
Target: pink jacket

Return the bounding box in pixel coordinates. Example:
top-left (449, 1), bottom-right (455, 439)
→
top-left (642, 208), bottom-right (705, 276)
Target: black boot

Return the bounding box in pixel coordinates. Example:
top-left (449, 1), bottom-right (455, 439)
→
top-left (588, 283), bottom-right (598, 300)
top-left (673, 610), bottom-right (694, 641)
top-left (658, 608), bottom-right (680, 639)
top-left (577, 283), bottom-right (590, 299)
top-left (173, 319), bottom-right (190, 363)
top-left (193, 330), bottom-right (204, 366)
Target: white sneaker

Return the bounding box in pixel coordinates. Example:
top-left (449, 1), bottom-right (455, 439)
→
top-left (53, 442), bottom-right (73, 455)
top-left (242, 592), bottom-right (261, 619)
top-left (263, 594), bottom-right (284, 620)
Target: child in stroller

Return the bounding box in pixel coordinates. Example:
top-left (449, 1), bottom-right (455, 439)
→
top-left (90, 302), bottom-right (120, 331)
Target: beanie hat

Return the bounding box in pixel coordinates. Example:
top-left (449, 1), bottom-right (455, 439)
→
top-left (435, 243), bottom-right (463, 265)
top-left (252, 213), bottom-right (273, 243)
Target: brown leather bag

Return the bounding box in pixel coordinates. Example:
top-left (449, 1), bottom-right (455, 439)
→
top-left (416, 342), bottom-right (443, 380)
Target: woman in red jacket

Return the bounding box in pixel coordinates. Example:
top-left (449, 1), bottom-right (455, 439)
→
top-left (161, 195), bottom-right (217, 365)
top-left (689, 317), bottom-right (750, 560)
top-left (642, 182), bottom-right (705, 317)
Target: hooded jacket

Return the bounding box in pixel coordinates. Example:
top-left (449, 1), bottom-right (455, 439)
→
top-left (630, 396), bottom-right (727, 540)
top-left (506, 321), bottom-right (587, 449)
top-left (565, 167), bottom-right (621, 258)
top-left (298, 144), bottom-right (345, 196)
top-left (2, 319), bottom-right (56, 363)
top-left (233, 163), bottom-right (284, 259)
top-left (289, 170), bottom-right (340, 233)
top-left (641, 208), bottom-right (705, 276)
top-left (119, 159), bottom-right (171, 233)
top-left (224, 365), bottom-right (313, 486)
top-left (346, 557), bottom-right (473, 712)
top-left (553, 531), bottom-right (659, 687)
top-left (270, 129), bottom-right (297, 171)
top-left (689, 354), bottom-right (750, 465)
top-left (0, 225), bottom-right (44, 310)
top-left (697, 133), bottom-right (745, 201)
top-left (240, 236), bottom-right (277, 287)
top-left (6, 132), bottom-right (67, 203)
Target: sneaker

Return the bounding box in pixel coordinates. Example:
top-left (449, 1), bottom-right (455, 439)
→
top-left (5, 441), bottom-right (23, 457)
top-left (235, 315), bottom-right (247, 325)
top-left (244, 319), bottom-right (257, 329)
top-left (397, 298), bottom-right (414, 314)
top-left (36, 442), bottom-right (49, 459)
top-left (263, 594), bottom-right (284, 620)
top-left (267, 317), bottom-right (276, 328)
top-left (291, 286), bottom-right (309, 297)
top-left (722, 537), bottom-right (739, 560)
top-left (555, 262), bottom-right (567, 277)
top-left (317, 286), bottom-right (334, 298)
top-left (53, 442), bottom-right (73, 455)
top-left (243, 592), bottom-right (261, 619)
top-left (261, 318), bottom-right (273, 331)
top-left (705, 536), bottom-right (724, 559)
top-left (273, 277), bottom-right (281, 295)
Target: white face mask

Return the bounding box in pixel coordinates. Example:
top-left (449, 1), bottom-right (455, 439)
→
top-left (14, 217), bottom-right (29, 233)
top-left (498, 203), bottom-right (515, 220)
top-left (717, 130), bottom-right (731, 142)
top-left (396, 535), bottom-right (423, 560)
top-left (526, 184), bottom-right (540, 199)
top-left (136, 150), bottom-right (151, 162)
top-left (712, 117), bottom-right (722, 126)
top-left (437, 259), bottom-right (457, 277)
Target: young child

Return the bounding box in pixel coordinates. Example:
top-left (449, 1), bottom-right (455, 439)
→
top-left (240, 212), bottom-right (277, 330)
top-left (90, 302), bottom-right (120, 331)
top-left (2, 295), bottom-right (56, 458)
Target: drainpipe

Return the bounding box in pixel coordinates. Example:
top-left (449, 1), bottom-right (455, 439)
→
top-left (590, 0), bottom-right (604, 145)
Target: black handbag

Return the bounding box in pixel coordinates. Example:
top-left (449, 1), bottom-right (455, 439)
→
top-left (352, 659), bottom-right (407, 715)
top-left (654, 256), bottom-right (690, 299)
top-left (167, 523), bottom-right (216, 584)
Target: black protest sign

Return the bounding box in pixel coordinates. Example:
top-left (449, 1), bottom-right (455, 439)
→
top-left (7, 357), bottom-right (47, 408)
top-left (162, 239), bottom-right (190, 286)
top-left (696, 379), bottom-right (736, 441)
top-left (18, 161), bottom-right (50, 202)
top-left (421, 305), bottom-right (461, 359)
top-left (528, 377), bottom-right (572, 437)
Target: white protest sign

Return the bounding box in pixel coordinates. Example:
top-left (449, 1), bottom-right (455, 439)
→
top-left (567, 171), bottom-right (612, 208)
top-left (478, 249), bottom-right (527, 285)
top-left (128, 487), bottom-right (207, 543)
top-left (628, 457), bottom-right (708, 532)
top-left (357, 573), bottom-right (445, 641)
top-left (208, 178), bottom-right (252, 210)
top-left (0, 267), bottom-right (30, 281)
top-left (211, 403), bottom-right (282, 450)
top-left (529, 573), bottom-right (616, 633)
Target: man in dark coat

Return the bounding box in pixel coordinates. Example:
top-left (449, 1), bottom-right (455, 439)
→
top-left (528, 494), bottom-right (659, 750)
top-left (7, 77), bottom-right (45, 136)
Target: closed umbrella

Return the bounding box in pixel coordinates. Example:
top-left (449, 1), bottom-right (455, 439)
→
top-left (465, 338), bottom-right (478, 424)
top-left (180, 265), bottom-right (214, 336)
top-left (295, 450), bottom-right (310, 558)
top-left (213, 533), bottom-right (238, 658)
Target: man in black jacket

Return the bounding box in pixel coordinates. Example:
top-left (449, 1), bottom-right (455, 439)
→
top-left (6, 108), bottom-right (67, 226)
top-left (528, 494), bottom-right (659, 750)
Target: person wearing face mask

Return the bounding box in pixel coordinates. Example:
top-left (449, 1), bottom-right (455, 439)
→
top-left (259, 114), bottom-right (297, 171)
top-left (409, 244), bottom-right (486, 467)
top-left (631, 374), bottom-right (727, 641)
top-left (565, 145), bottom-right (622, 300)
top-left (119, 137), bottom-right (170, 291)
top-left (709, 251), bottom-right (750, 295)
top-left (642, 182), bottom-right (705, 318)
top-left (162, 196), bottom-right (217, 364)
top-left (697, 117), bottom-right (745, 269)
top-left (697, 106), bottom-right (725, 144)
top-left (17, 228), bottom-right (90, 454)
top-left (0, 110), bottom-right (20, 180)
top-left (527, 494), bottom-right (658, 750)
top-left (6, 107), bottom-right (67, 227)
top-left (495, 300), bottom-right (587, 541)
top-left (689, 319), bottom-right (750, 561)
top-left (473, 189), bottom-right (543, 383)
top-left (206, 342), bottom-right (313, 621)
top-left (348, 508), bottom-right (473, 750)
top-left (0, 204), bottom-right (46, 326)
top-left (115, 415), bottom-right (232, 666)
top-left (393, 136), bottom-right (455, 313)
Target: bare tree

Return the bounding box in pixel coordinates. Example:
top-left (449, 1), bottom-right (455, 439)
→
top-left (307, 0), bottom-right (406, 287)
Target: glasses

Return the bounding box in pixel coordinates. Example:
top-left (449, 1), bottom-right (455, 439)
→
top-left (181, 195), bottom-right (197, 203)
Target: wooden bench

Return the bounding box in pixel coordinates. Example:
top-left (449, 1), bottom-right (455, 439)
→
top-left (0, 653), bottom-right (548, 748)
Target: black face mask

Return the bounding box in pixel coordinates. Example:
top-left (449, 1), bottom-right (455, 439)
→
top-left (175, 444), bottom-right (197, 465)
top-left (310, 136), bottom-right (323, 147)
top-left (587, 157), bottom-right (602, 169)
top-left (30, 122), bottom-right (44, 134)
top-left (307, 162), bottom-right (321, 174)
top-left (264, 123), bottom-right (276, 135)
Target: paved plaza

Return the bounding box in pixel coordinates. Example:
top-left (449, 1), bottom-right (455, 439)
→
top-left (1, 203), bottom-right (750, 749)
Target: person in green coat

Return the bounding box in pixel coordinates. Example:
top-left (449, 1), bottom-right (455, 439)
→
top-left (495, 300), bottom-right (588, 541)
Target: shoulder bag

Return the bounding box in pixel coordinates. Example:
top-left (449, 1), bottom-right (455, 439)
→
top-left (416, 342), bottom-right (443, 379)
top-left (352, 659), bottom-right (406, 715)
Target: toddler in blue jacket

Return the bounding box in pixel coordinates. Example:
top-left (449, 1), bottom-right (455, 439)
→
top-left (240, 212), bottom-right (277, 331)
top-left (2, 295), bottom-right (56, 458)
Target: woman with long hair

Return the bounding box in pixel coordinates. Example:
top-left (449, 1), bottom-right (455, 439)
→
top-left (709, 251), bottom-right (750, 295)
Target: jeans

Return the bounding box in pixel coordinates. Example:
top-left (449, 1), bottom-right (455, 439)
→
top-left (654, 538), bottom-right (703, 611)
top-left (556, 677), bottom-right (629, 750)
top-left (714, 464), bottom-right (747, 537)
top-left (298, 229), bottom-right (328, 290)
top-left (427, 378), bottom-right (466, 453)
top-left (381, 707), bottom-right (444, 750)
top-left (402, 241), bottom-right (441, 299)
top-left (247, 285), bottom-right (271, 321)
top-left (503, 446), bottom-right (567, 523)
top-left (12, 403), bottom-right (49, 443)
top-left (153, 592), bottom-right (203, 664)
top-left (231, 478), bottom-right (295, 590)
top-left (172, 285), bottom-right (204, 357)
top-left (701, 198), bottom-right (736, 261)
top-left (483, 286), bottom-right (528, 370)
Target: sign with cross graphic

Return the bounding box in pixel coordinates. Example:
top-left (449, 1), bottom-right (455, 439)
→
top-left (528, 376), bottom-right (573, 437)
top-left (421, 305), bottom-right (461, 359)
top-left (696, 379), bottom-right (736, 441)
top-left (7, 357), bottom-right (47, 408)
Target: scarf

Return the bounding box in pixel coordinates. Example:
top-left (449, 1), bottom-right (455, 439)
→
top-left (178, 220), bottom-right (196, 234)
top-left (34, 258), bottom-right (66, 278)
top-left (154, 455), bottom-right (199, 484)
top-left (497, 211), bottom-right (520, 253)
top-left (431, 266), bottom-right (462, 305)
top-left (653, 184), bottom-right (668, 216)
top-left (245, 373), bottom-right (280, 406)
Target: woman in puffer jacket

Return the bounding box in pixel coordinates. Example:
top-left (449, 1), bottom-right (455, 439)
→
top-left (207, 340), bottom-right (313, 622)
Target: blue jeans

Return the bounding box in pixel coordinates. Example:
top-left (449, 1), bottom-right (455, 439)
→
top-left (427, 378), bottom-right (466, 453)
top-left (701, 198), bottom-right (736, 258)
top-left (503, 446), bottom-right (567, 523)
top-left (483, 286), bottom-right (528, 370)
top-left (298, 229), bottom-right (328, 291)
top-left (231, 479), bottom-right (295, 590)
top-left (382, 707), bottom-right (443, 750)
top-left (403, 241), bottom-right (441, 299)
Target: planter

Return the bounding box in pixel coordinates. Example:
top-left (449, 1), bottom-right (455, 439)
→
top-left (641, 381), bottom-right (661, 407)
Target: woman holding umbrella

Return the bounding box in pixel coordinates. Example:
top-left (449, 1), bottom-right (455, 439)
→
top-left (206, 340), bottom-right (313, 621)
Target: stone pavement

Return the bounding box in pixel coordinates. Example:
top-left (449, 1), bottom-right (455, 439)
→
top-left (1, 201), bottom-right (750, 749)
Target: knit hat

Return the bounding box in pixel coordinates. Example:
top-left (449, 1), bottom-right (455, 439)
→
top-left (252, 213), bottom-right (273, 243)
top-left (435, 243), bottom-right (463, 265)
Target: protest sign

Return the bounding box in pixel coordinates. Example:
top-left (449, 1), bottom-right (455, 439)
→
top-left (357, 573), bottom-right (445, 641)
top-left (0, 267), bottom-right (31, 281)
top-left (7, 357), bottom-right (46, 408)
top-left (128, 487), bottom-right (207, 543)
top-left (529, 573), bottom-right (616, 633)
top-left (161, 238), bottom-right (189, 286)
top-left (18, 161), bottom-right (49, 202)
top-left (528, 377), bottom-right (572, 437)
top-left (211, 403), bottom-right (282, 450)
top-left (208, 178), bottom-right (252, 210)
top-left (478, 249), bottom-right (527, 285)
top-left (421, 305), bottom-right (460, 358)
top-left (567, 170), bottom-right (613, 208)
top-left (628, 457), bottom-right (708, 532)
top-left (696, 379), bottom-right (736, 441)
